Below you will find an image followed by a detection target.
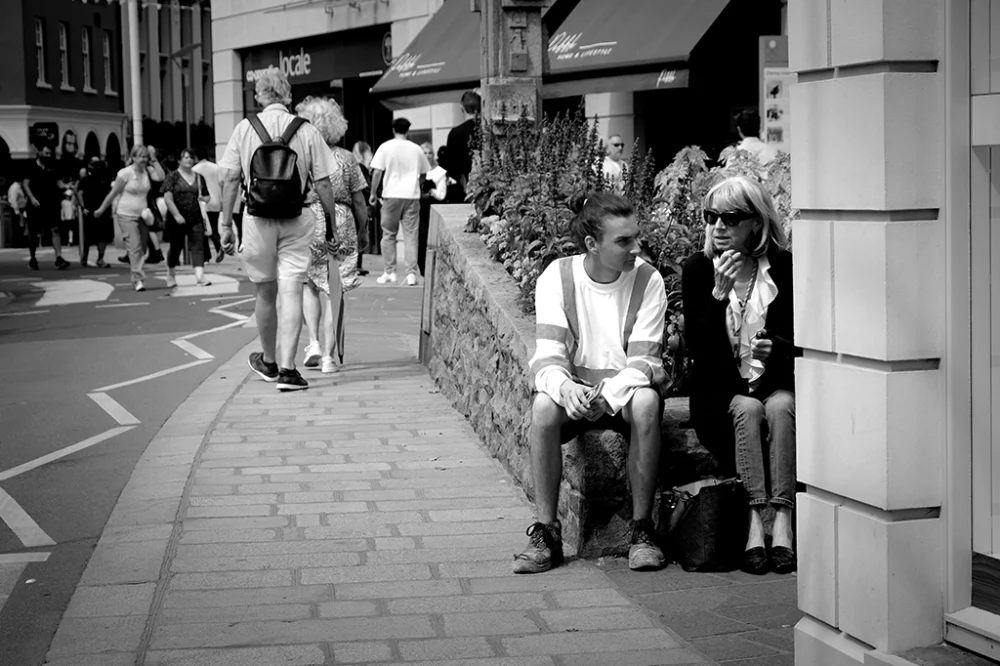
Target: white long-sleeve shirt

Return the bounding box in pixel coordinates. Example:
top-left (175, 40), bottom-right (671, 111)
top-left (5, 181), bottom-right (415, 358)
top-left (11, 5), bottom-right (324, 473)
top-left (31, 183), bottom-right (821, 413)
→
top-left (529, 254), bottom-right (667, 415)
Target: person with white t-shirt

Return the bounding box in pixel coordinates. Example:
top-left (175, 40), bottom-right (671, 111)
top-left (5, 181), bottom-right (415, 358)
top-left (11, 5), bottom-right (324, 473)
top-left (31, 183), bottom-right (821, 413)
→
top-left (369, 118), bottom-right (430, 286)
top-left (192, 147), bottom-right (225, 263)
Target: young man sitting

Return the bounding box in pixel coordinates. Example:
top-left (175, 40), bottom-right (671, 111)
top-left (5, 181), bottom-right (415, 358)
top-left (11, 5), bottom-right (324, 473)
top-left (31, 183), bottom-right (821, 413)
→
top-left (514, 193), bottom-right (668, 574)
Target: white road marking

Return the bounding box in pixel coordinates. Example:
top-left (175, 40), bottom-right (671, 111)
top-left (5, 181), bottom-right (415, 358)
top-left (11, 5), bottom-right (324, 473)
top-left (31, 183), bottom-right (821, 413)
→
top-left (0, 278), bottom-right (42, 283)
top-left (113, 283), bottom-right (131, 287)
top-left (88, 393), bottom-right (141, 426)
top-left (200, 294), bottom-right (250, 302)
top-left (162, 272), bottom-right (239, 298)
top-left (176, 319), bottom-right (247, 341)
top-left (0, 552), bottom-right (50, 564)
top-left (93, 359), bottom-right (212, 392)
top-left (0, 488), bottom-right (55, 548)
top-left (35, 280), bottom-right (114, 306)
top-left (0, 310), bottom-right (49, 318)
top-left (0, 427), bottom-right (135, 482)
top-left (95, 302), bottom-right (149, 308)
top-left (172, 339), bottom-right (214, 360)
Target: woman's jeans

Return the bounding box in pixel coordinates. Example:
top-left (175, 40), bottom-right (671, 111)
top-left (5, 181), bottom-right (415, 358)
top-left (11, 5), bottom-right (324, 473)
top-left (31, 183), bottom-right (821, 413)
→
top-left (115, 214), bottom-right (146, 284)
top-left (729, 390), bottom-right (796, 508)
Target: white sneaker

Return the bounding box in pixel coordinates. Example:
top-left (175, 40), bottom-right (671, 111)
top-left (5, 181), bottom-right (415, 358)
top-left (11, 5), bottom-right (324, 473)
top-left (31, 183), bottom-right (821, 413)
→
top-left (321, 356), bottom-right (338, 373)
top-left (135, 281), bottom-right (145, 292)
top-left (165, 275), bottom-right (177, 288)
top-left (303, 341), bottom-right (322, 368)
top-left (376, 272), bottom-right (397, 285)
top-left (405, 273), bottom-right (418, 286)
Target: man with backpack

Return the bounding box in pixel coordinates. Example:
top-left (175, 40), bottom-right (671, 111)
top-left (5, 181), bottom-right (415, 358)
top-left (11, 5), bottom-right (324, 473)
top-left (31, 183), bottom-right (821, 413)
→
top-left (218, 69), bottom-right (341, 392)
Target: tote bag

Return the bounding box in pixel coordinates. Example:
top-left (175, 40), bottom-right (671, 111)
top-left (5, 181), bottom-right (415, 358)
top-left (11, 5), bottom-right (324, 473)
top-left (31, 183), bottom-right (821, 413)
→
top-left (661, 477), bottom-right (748, 572)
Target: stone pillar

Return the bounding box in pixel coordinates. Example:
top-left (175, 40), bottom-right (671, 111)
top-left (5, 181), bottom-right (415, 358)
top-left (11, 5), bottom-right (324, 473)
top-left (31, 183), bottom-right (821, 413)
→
top-left (480, 0), bottom-right (545, 129)
top-left (789, 1), bottom-right (947, 664)
top-left (191, 1), bottom-right (205, 125)
top-left (212, 49), bottom-right (242, 160)
top-left (146, 3), bottom-right (162, 122)
top-left (585, 92), bottom-right (635, 154)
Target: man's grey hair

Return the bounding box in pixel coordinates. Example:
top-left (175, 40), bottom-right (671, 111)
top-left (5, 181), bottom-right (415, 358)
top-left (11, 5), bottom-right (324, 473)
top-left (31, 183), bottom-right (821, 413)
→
top-left (255, 69), bottom-right (292, 107)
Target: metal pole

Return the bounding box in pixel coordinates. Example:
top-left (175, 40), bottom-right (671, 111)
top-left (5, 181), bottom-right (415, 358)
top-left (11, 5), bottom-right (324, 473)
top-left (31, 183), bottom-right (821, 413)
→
top-left (127, 0), bottom-right (143, 145)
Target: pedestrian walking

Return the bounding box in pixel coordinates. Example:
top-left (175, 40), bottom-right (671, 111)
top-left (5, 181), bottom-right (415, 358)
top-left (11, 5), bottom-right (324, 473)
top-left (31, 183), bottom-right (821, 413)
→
top-left (352, 141), bottom-right (375, 276)
top-left (419, 143), bottom-right (448, 274)
top-left (218, 69), bottom-right (343, 392)
top-left (7, 179), bottom-right (27, 248)
top-left (514, 193), bottom-right (668, 574)
top-left (442, 90), bottom-right (480, 203)
top-left (369, 118), bottom-right (430, 286)
top-left (78, 159), bottom-right (113, 268)
top-left (192, 147), bottom-right (226, 264)
top-left (295, 96), bottom-right (369, 374)
top-left (162, 148), bottom-right (212, 290)
top-left (22, 145), bottom-right (70, 270)
top-left (94, 145), bottom-right (153, 291)
top-left (144, 145), bottom-right (167, 264)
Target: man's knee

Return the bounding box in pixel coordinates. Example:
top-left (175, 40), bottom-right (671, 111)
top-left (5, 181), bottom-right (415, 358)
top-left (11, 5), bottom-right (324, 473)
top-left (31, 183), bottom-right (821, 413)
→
top-left (530, 393), bottom-right (564, 431)
top-left (625, 387), bottom-right (661, 427)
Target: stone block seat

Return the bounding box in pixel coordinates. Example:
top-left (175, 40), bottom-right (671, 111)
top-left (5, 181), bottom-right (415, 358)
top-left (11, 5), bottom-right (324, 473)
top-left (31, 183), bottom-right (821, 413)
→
top-left (419, 205), bottom-right (721, 557)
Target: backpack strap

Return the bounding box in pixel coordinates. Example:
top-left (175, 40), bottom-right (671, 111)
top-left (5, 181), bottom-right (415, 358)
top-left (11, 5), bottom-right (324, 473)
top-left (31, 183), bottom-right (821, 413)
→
top-left (279, 117), bottom-right (307, 145)
top-left (247, 114), bottom-right (272, 144)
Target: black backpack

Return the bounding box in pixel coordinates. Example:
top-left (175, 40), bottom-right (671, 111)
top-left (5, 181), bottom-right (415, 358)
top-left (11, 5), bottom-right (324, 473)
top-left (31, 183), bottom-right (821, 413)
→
top-left (245, 114), bottom-right (308, 220)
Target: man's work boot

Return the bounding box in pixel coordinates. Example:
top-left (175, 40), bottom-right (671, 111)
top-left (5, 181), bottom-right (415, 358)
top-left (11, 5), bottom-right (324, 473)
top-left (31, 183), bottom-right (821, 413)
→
top-left (513, 520), bottom-right (563, 574)
top-left (628, 518), bottom-right (666, 571)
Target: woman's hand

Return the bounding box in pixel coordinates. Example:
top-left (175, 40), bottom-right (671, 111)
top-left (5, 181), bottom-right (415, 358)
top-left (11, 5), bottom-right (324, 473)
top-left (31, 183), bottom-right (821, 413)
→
top-left (174, 212), bottom-right (186, 225)
top-left (750, 336), bottom-right (773, 361)
top-left (712, 250), bottom-right (745, 300)
top-left (199, 195), bottom-right (210, 204)
top-left (560, 381), bottom-right (594, 421)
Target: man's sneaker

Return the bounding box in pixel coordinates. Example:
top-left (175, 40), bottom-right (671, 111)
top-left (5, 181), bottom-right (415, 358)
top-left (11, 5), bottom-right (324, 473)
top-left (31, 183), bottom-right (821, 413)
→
top-left (165, 275), bottom-right (177, 288)
top-left (303, 341), bottom-right (322, 367)
top-left (248, 352), bottom-right (279, 383)
top-left (96, 259), bottom-right (109, 268)
top-left (277, 368), bottom-right (309, 392)
top-left (321, 356), bottom-right (338, 374)
top-left (628, 518), bottom-right (666, 571)
top-left (55, 257), bottom-right (70, 270)
top-left (376, 271), bottom-right (397, 285)
top-left (134, 281), bottom-right (146, 292)
top-left (405, 273), bottom-right (418, 286)
top-left (118, 255), bottom-right (129, 264)
top-left (28, 258), bottom-right (38, 271)
top-left (513, 521), bottom-right (563, 574)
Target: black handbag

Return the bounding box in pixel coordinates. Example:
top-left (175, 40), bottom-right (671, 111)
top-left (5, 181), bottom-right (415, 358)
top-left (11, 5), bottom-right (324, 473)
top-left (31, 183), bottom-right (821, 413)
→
top-left (662, 477), bottom-right (748, 572)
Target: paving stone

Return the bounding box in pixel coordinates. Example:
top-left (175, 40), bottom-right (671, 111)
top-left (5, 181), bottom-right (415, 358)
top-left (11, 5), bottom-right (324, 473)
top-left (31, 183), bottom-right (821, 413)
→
top-left (689, 635), bottom-right (781, 661)
top-left (438, 560), bottom-right (517, 578)
top-left (558, 649), bottom-right (709, 665)
top-left (79, 540), bottom-right (168, 585)
top-left (468, 571), bottom-right (611, 595)
top-left (189, 484), bottom-right (236, 495)
top-left (603, 567), bottom-right (733, 595)
top-left (388, 592), bottom-right (547, 615)
top-left (334, 578), bottom-right (462, 599)
top-left (653, 610), bottom-right (754, 639)
top-left (97, 524), bottom-right (174, 544)
top-left (239, 483), bottom-right (305, 493)
top-left (329, 641), bottom-right (394, 663)
top-left (171, 551), bottom-right (360, 572)
top-left (427, 508), bottom-right (534, 522)
top-left (299, 563), bottom-right (432, 585)
top-left (379, 476), bottom-right (506, 489)
top-left (742, 630), bottom-right (795, 653)
top-left (539, 607), bottom-right (655, 632)
top-left (46, 616), bottom-right (147, 656)
top-left (179, 529), bottom-right (278, 544)
top-left (501, 628), bottom-right (680, 656)
top-left (168, 570), bottom-right (292, 590)
top-left (145, 645), bottom-right (328, 665)
top-left (315, 600), bottom-right (380, 618)
top-left (302, 480), bottom-right (377, 491)
top-left (282, 455), bottom-right (349, 465)
top-left (717, 656), bottom-right (794, 666)
top-left (396, 521), bottom-right (526, 537)
top-left (104, 498), bottom-right (182, 528)
top-left (631, 587), bottom-right (758, 613)
top-left (550, 588), bottom-right (633, 608)
top-left (186, 505), bottom-right (274, 518)
top-left (304, 525), bottom-right (395, 539)
top-left (193, 473), bottom-right (263, 485)
top-left (295, 515), bottom-right (321, 527)
top-left (157, 603), bottom-right (314, 624)
top-left (713, 603), bottom-right (804, 631)
top-left (161, 585), bottom-right (333, 609)
top-left (398, 637), bottom-right (496, 661)
top-left (726, 579), bottom-right (799, 606)
top-left (374, 537), bottom-right (417, 550)
top-left (43, 655), bottom-right (138, 666)
top-left (150, 616), bottom-right (435, 649)
top-left (367, 547), bottom-right (510, 565)
top-left (269, 472), bottom-right (384, 483)
top-left (277, 502), bottom-right (368, 515)
top-left (188, 494), bottom-right (279, 506)
top-left (442, 611), bottom-right (540, 637)
top-left (380, 659), bottom-right (554, 666)
top-left (339, 489), bottom-right (419, 501)
top-left (422, 485), bottom-right (522, 499)
top-left (306, 462), bottom-right (392, 473)
top-left (181, 516), bottom-right (288, 531)
top-left (375, 497), bottom-right (527, 512)
top-left (323, 511), bottom-right (426, 527)
top-left (199, 457), bottom-right (285, 468)
top-left (177, 540), bottom-right (369, 559)
top-left (64, 584), bottom-right (156, 618)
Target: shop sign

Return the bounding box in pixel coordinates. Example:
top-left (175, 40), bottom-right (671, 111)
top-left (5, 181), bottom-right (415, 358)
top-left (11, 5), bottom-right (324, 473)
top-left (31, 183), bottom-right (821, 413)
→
top-left (759, 36), bottom-right (793, 153)
top-left (548, 31), bottom-right (617, 61)
top-left (245, 48), bottom-right (312, 83)
top-left (389, 53), bottom-right (445, 80)
top-left (242, 26), bottom-right (388, 88)
top-left (382, 32), bottom-right (393, 66)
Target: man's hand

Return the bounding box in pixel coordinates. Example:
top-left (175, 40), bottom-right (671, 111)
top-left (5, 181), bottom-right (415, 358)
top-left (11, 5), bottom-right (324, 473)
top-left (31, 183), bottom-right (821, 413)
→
top-left (584, 395), bottom-right (610, 421)
top-left (30, 197), bottom-right (40, 208)
top-left (559, 381), bottom-right (594, 421)
top-left (220, 225), bottom-right (236, 256)
top-left (368, 193), bottom-right (378, 207)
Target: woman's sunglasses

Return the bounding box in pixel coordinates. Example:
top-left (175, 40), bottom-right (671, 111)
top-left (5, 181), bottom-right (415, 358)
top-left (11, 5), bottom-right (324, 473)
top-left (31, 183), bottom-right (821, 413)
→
top-left (703, 209), bottom-right (756, 227)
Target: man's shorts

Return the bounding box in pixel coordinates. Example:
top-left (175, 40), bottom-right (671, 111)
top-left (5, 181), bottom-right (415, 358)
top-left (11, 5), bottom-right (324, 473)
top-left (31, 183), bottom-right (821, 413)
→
top-left (559, 412), bottom-right (630, 444)
top-left (240, 210), bottom-right (314, 283)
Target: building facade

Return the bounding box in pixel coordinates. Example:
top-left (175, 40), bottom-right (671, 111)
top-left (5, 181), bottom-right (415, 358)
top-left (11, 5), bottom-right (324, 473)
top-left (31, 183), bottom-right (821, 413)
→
top-left (0, 0), bottom-right (125, 165)
top-left (791, 1), bottom-right (1000, 663)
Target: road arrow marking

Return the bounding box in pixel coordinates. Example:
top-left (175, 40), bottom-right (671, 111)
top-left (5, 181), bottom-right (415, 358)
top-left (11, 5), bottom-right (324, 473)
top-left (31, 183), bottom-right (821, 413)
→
top-left (93, 360), bottom-right (212, 392)
top-left (0, 552), bottom-right (50, 564)
top-left (172, 339), bottom-right (214, 360)
top-left (0, 488), bottom-right (55, 548)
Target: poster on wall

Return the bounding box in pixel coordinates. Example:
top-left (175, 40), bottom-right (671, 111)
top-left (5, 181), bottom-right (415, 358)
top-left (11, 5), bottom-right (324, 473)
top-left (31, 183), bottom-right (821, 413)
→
top-left (759, 36), bottom-right (794, 154)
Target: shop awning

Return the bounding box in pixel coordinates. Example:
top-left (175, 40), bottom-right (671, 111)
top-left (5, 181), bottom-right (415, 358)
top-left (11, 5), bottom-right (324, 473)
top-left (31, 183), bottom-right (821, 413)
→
top-left (369, 0), bottom-right (480, 110)
top-left (371, 0), bottom-right (729, 109)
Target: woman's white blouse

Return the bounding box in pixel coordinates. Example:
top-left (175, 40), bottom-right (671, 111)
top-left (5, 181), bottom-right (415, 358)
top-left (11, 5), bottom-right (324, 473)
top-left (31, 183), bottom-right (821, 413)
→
top-left (726, 255), bottom-right (778, 390)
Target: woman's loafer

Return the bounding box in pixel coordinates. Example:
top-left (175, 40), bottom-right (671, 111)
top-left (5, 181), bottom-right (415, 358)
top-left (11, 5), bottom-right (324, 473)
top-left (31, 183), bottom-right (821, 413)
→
top-left (741, 547), bottom-right (769, 575)
top-left (770, 546), bottom-right (796, 574)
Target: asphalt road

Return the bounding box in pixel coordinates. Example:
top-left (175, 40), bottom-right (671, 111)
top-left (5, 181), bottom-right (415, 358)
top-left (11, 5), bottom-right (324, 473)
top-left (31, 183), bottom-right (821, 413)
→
top-left (0, 246), bottom-right (257, 666)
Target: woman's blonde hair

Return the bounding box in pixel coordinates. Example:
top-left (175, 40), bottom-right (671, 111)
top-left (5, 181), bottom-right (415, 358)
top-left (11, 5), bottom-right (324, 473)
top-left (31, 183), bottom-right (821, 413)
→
top-left (702, 175), bottom-right (786, 259)
top-left (295, 96), bottom-right (348, 147)
top-left (128, 144), bottom-right (149, 161)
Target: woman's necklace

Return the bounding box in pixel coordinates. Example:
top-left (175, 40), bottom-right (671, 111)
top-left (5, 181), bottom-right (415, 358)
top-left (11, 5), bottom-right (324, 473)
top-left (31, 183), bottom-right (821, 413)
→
top-left (732, 258), bottom-right (760, 365)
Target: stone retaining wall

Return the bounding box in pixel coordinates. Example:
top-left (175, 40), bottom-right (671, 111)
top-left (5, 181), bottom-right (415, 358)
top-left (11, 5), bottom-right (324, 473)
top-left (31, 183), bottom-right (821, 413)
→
top-left (419, 205), bottom-right (717, 557)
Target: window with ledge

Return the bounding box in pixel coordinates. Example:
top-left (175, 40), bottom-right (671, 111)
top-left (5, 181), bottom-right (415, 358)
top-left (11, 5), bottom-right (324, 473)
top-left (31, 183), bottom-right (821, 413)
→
top-left (35, 18), bottom-right (48, 86)
top-left (58, 23), bottom-right (72, 89)
top-left (82, 27), bottom-right (94, 92)
top-left (103, 30), bottom-right (116, 94)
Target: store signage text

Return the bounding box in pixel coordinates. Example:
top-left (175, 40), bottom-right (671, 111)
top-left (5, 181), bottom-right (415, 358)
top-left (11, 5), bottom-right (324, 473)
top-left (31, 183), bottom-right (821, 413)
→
top-left (548, 31), bottom-right (616, 60)
top-left (657, 70), bottom-right (677, 87)
top-left (389, 52), bottom-right (444, 79)
top-left (245, 48), bottom-right (313, 83)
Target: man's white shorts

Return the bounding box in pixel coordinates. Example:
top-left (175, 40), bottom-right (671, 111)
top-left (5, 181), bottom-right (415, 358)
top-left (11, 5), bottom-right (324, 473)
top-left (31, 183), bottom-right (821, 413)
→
top-left (240, 210), bottom-right (314, 283)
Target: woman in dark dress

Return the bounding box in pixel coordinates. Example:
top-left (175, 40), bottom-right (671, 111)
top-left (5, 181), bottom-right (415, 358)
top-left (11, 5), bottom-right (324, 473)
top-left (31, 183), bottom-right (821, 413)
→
top-left (681, 175), bottom-right (799, 576)
top-left (162, 148), bottom-right (211, 289)
top-left (78, 159), bottom-right (114, 267)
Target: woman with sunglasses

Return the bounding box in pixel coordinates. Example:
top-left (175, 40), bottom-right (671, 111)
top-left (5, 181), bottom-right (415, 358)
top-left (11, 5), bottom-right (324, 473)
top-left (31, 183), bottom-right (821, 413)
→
top-left (681, 175), bottom-right (799, 575)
